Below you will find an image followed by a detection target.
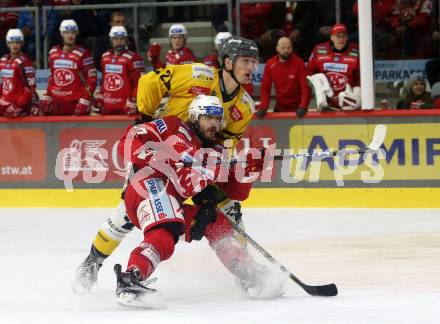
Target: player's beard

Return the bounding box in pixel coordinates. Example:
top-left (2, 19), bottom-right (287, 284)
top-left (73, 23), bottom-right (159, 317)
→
top-left (194, 124), bottom-right (216, 145)
top-left (114, 45), bottom-right (126, 53)
top-left (279, 53), bottom-right (291, 61)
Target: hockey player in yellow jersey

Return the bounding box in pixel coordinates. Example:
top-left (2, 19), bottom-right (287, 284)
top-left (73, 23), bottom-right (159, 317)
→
top-left (72, 37), bottom-right (260, 293)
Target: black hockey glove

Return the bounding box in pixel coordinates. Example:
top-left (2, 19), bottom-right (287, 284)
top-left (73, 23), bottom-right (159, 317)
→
top-left (190, 201), bottom-right (217, 241)
top-left (255, 109), bottom-right (267, 119)
top-left (296, 107), bottom-right (307, 118)
top-left (191, 185), bottom-right (218, 241)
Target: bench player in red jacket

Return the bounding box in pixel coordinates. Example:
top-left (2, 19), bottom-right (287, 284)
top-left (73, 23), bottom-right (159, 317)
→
top-left (39, 19), bottom-right (97, 115)
top-left (95, 26), bottom-right (144, 115)
top-left (307, 23), bottom-right (361, 111)
top-left (147, 24), bottom-right (197, 69)
top-left (0, 29), bottom-right (37, 117)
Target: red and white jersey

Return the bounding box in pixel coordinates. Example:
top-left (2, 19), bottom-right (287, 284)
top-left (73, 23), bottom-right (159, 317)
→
top-left (165, 47), bottom-right (197, 66)
top-left (203, 53), bottom-right (220, 69)
top-left (118, 116), bottom-right (252, 201)
top-left (391, 0), bottom-right (432, 30)
top-left (47, 45), bottom-right (97, 103)
top-left (307, 42), bottom-right (360, 96)
top-left (101, 49), bottom-right (144, 110)
top-left (0, 53), bottom-right (35, 102)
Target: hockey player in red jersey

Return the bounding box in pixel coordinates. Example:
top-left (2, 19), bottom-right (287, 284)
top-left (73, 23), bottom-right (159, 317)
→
top-left (39, 19), bottom-right (97, 116)
top-left (307, 23), bottom-right (361, 111)
top-left (0, 29), bottom-right (37, 118)
top-left (95, 26), bottom-right (144, 115)
top-left (147, 24), bottom-right (197, 69)
top-left (113, 95), bottom-right (284, 307)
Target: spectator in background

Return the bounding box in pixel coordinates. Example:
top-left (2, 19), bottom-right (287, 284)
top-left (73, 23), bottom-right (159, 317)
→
top-left (93, 10), bottom-right (136, 71)
top-left (397, 73), bottom-right (434, 109)
top-left (390, 0), bottom-right (433, 58)
top-left (307, 23), bottom-right (361, 111)
top-left (256, 37), bottom-right (310, 119)
top-left (430, 81), bottom-right (440, 108)
top-left (68, 0), bottom-right (101, 46)
top-left (235, 2), bottom-right (276, 41)
top-left (17, 0), bottom-right (60, 62)
top-left (39, 19), bottom-right (97, 116)
top-left (353, 0), bottom-right (395, 59)
top-left (147, 24), bottom-right (196, 69)
top-left (284, 1), bottom-right (318, 61)
top-left (0, 0), bottom-right (19, 57)
top-left (0, 29), bottom-right (37, 118)
top-left (258, 1), bottom-right (343, 62)
top-left (94, 26), bottom-right (144, 115)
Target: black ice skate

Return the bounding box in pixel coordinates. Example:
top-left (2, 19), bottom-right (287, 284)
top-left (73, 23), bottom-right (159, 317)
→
top-left (114, 264), bottom-right (165, 309)
top-left (71, 255), bottom-right (102, 294)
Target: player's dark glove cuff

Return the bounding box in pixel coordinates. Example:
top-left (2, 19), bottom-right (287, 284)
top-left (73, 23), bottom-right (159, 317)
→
top-left (296, 107), bottom-right (307, 118)
top-left (190, 202), bottom-right (217, 241)
top-left (255, 109), bottom-right (267, 119)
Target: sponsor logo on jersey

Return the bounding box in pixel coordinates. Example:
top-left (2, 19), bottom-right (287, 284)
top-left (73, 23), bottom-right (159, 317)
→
top-left (154, 119), bottom-right (167, 134)
top-left (1, 79), bottom-right (13, 92)
top-left (348, 51), bottom-right (359, 57)
top-left (54, 68), bottom-right (75, 86)
top-left (323, 62), bottom-right (348, 73)
top-left (105, 64), bottom-right (123, 74)
top-left (317, 49), bottom-right (328, 54)
top-left (0, 69), bottom-right (14, 78)
top-left (229, 105), bottom-right (243, 122)
top-left (103, 73), bottom-right (124, 91)
top-left (326, 72), bottom-right (348, 91)
top-left (192, 64), bottom-right (214, 81)
top-left (188, 86), bottom-right (210, 96)
top-left (83, 57), bottom-right (94, 65)
top-left (241, 91), bottom-right (255, 113)
top-left (53, 59), bottom-right (75, 69)
top-left (145, 178), bottom-right (170, 220)
top-left (24, 66), bottom-right (34, 74)
top-left (133, 61), bottom-right (144, 69)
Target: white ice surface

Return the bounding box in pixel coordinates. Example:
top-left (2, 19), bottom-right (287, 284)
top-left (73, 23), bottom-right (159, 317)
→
top-left (1, 208), bottom-right (439, 324)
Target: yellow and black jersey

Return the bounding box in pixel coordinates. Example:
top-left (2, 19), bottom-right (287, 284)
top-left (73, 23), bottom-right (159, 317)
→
top-left (137, 63), bottom-right (255, 147)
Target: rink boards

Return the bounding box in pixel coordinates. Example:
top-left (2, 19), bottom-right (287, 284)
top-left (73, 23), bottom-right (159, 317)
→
top-left (1, 110), bottom-right (440, 207)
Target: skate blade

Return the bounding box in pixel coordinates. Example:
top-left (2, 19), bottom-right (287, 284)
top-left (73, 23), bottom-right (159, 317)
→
top-left (117, 291), bottom-right (166, 309)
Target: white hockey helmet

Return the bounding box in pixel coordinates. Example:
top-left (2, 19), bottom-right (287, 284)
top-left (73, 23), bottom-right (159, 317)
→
top-left (109, 26), bottom-right (128, 38)
top-left (6, 29), bottom-right (24, 43)
top-left (59, 19), bottom-right (78, 34)
top-left (169, 24), bottom-right (188, 38)
top-left (189, 95), bottom-right (225, 131)
top-left (214, 32), bottom-right (232, 48)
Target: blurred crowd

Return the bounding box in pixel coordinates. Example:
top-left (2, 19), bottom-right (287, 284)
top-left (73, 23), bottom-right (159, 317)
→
top-left (0, 0), bottom-right (440, 118)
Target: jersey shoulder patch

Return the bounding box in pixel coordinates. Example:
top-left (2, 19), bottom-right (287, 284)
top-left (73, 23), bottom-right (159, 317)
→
top-left (191, 63), bottom-right (214, 81)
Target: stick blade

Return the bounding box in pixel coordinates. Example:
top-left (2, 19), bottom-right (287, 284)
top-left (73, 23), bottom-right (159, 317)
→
top-left (304, 283), bottom-right (338, 297)
top-left (367, 124), bottom-right (387, 151)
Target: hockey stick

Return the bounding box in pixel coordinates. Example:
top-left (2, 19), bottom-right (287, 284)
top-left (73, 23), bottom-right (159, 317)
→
top-left (272, 124), bottom-right (387, 161)
top-left (176, 124), bottom-right (387, 167)
top-left (223, 213), bottom-right (338, 297)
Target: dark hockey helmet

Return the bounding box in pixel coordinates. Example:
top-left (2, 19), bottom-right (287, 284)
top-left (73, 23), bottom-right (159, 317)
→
top-left (218, 36), bottom-right (259, 65)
